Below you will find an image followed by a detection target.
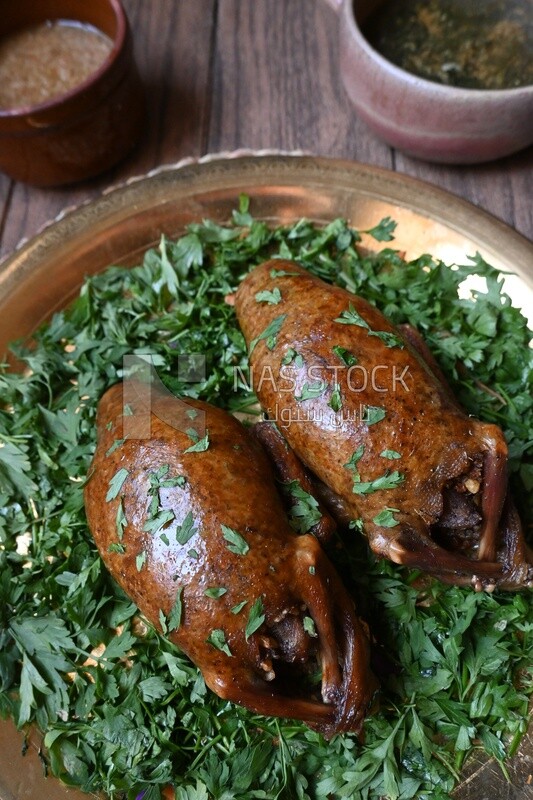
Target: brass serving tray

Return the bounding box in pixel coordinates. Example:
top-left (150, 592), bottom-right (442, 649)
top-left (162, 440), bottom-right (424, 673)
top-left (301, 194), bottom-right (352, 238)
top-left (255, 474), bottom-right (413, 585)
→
top-left (0, 153), bottom-right (531, 799)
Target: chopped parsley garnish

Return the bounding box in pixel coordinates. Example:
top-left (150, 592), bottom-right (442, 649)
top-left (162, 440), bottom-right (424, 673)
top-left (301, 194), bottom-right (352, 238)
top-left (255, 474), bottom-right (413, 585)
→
top-left (381, 449), bottom-right (402, 460)
top-left (183, 431), bottom-right (210, 453)
top-left (175, 511), bottom-right (197, 545)
top-left (135, 550), bottom-right (147, 571)
top-left (283, 479), bottom-right (322, 534)
top-left (167, 588), bottom-right (184, 632)
top-left (270, 267), bottom-right (299, 278)
top-left (221, 524), bottom-right (250, 555)
top-left (231, 600), bottom-right (248, 615)
top-left (353, 469), bottom-right (405, 495)
top-left (344, 444), bottom-right (365, 473)
top-left (108, 542), bottom-right (126, 554)
top-left (105, 468), bottom-right (129, 501)
top-left (204, 587), bottom-right (227, 599)
top-left (329, 384), bottom-right (342, 412)
top-left (365, 405), bottom-right (386, 425)
top-left (143, 508), bottom-right (175, 535)
top-left (106, 438), bottom-right (125, 456)
top-left (245, 597), bottom-right (266, 640)
top-left (373, 508), bottom-right (401, 527)
top-left (255, 287), bottom-right (282, 305)
top-left (295, 380), bottom-right (328, 402)
top-left (332, 344), bottom-right (357, 366)
top-left (1, 201), bottom-right (531, 800)
top-left (248, 313), bottom-right (287, 353)
top-left (115, 499), bottom-right (127, 539)
top-left (207, 629), bottom-right (232, 657)
top-left (281, 347), bottom-right (304, 367)
top-left (334, 303), bottom-right (404, 348)
top-left (303, 616), bottom-right (318, 638)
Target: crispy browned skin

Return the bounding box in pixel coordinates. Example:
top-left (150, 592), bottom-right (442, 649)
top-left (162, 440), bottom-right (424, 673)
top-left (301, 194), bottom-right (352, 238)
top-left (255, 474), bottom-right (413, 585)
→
top-left (235, 260), bottom-right (532, 590)
top-left (84, 383), bottom-right (377, 736)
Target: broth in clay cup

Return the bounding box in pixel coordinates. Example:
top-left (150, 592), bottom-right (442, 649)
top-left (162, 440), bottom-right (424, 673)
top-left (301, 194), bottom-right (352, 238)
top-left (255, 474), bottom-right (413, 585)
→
top-left (323, 0), bottom-right (533, 164)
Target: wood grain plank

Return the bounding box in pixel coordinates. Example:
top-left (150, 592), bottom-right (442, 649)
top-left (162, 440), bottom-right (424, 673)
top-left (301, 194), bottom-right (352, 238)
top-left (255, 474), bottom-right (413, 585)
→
top-left (0, 0), bottom-right (216, 260)
top-left (394, 147), bottom-right (533, 242)
top-left (209, 0), bottom-right (393, 166)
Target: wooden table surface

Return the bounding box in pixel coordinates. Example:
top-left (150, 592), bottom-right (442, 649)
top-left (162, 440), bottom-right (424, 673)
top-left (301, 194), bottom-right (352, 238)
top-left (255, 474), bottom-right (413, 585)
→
top-left (0, 0), bottom-right (532, 261)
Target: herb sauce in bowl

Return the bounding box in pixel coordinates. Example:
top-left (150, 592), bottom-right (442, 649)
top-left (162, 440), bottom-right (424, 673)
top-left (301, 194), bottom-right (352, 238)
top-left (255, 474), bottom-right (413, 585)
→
top-left (363, 0), bottom-right (533, 90)
top-left (0, 20), bottom-right (113, 110)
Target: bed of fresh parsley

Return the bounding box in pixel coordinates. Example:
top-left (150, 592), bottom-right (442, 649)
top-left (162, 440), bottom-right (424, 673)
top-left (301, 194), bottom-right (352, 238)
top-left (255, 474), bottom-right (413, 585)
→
top-left (0, 195), bottom-right (531, 800)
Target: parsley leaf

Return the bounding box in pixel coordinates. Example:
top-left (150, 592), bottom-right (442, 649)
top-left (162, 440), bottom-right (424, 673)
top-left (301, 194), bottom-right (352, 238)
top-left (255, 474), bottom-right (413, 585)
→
top-left (373, 508), bottom-right (401, 527)
top-left (365, 406), bottom-right (386, 425)
top-left (245, 598), bottom-right (266, 640)
top-left (221, 524), bottom-right (250, 555)
top-left (255, 287), bottom-right (282, 305)
top-left (295, 380), bottom-right (328, 402)
top-left (332, 345), bottom-right (357, 366)
top-left (248, 314), bottom-right (287, 354)
top-left (204, 587), bottom-right (227, 599)
top-left (168, 587), bottom-right (184, 632)
top-left (283, 479), bottom-right (322, 534)
top-left (105, 468), bottom-right (129, 501)
top-left (353, 470), bottom-right (405, 495)
top-left (183, 432), bottom-right (210, 453)
top-left (176, 511), bottom-right (197, 545)
top-left (206, 629), bottom-right (232, 657)
top-left (381, 449), bottom-right (402, 460)
top-left (334, 303), bottom-right (404, 348)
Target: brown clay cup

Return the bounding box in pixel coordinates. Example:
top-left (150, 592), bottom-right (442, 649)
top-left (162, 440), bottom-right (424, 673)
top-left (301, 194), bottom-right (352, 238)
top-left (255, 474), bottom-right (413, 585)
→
top-left (0, 0), bottom-right (145, 186)
top-left (324, 0), bottom-right (533, 164)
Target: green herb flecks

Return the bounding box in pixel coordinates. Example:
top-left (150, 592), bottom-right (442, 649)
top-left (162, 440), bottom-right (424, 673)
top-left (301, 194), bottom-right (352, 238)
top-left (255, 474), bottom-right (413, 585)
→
top-left (176, 511), bottom-right (197, 545)
top-left (329, 384), bottom-right (342, 412)
top-left (255, 287), bottom-right (282, 305)
top-left (115, 499), bottom-right (127, 539)
top-left (373, 508), bottom-right (401, 527)
top-left (295, 381), bottom-right (328, 402)
top-left (183, 431), bottom-right (210, 453)
top-left (231, 600), bottom-right (248, 615)
top-left (143, 508), bottom-right (175, 535)
top-left (207, 629), bottom-right (232, 657)
top-left (108, 542), bottom-right (126, 554)
top-left (381, 449), bottom-right (402, 460)
top-left (245, 598), bottom-right (266, 641)
top-left (106, 438), bottom-right (125, 456)
top-left (281, 347), bottom-right (304, 367)
top-left (204, 587), bottom-right (227, 599)
top-left (1, 200), bottom-right (531, 800)
top-left (344, 445), bottom-right (365, 473)
top-left (248, 314), bottom-right (287, 354)
top-left (332, 344), bottom-right (357, 366)
top-left (353, 470), bottom-right (405, 495)
top-left (365, 405), bottom-right (387, 425)
top-left (335, 303), bottom-right (404, 348)
top-left (283, 479), bottom-right (322, 534)
top-left (270, 268), bottom-right (300, 278)
top-left (303, 616), bottom-right (318, 638)
top-left (168, 588), bottom-right (184, 632)
top-left (136, 550), bottom-right (147, 571)
top-left (221, 524), bottom-right (250, 555)
top-left (105, 468), bottom-right (129, 501)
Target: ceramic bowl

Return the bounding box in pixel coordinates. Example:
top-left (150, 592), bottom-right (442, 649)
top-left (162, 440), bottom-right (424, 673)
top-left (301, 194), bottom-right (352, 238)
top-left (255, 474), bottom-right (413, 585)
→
top-left (0, 0), bottom-right (145, 186)
top-left (325, 0), bottom-right (533, 164)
